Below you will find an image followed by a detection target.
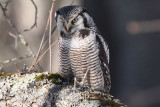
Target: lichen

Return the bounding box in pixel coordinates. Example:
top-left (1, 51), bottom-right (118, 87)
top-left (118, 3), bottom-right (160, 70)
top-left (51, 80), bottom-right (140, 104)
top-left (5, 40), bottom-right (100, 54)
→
top-left (0, 72), bottom-right (57, 106)
top-left (35, 73), bottom-right (127, 106)
top-left (34, 82), bottom-right (42, 89)
top-left (0, 72), bottom-right (127, 107)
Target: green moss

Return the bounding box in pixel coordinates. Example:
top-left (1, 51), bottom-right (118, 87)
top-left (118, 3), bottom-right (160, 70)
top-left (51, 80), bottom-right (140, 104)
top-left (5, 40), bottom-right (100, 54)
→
top-left (34, 84), bottom-right (39, 89)
top-left (47, 73), bottom-right (59, 80)
top-left (37, 82), bottom-right (42, 87)
top-left (34, 82), bottom-right (42, 89)
top-left (51, 79), bottom-right (62, 85)
top-left (105, 99), bottom-right (126, 107)
top-left (6, 73), bottom-right (13, 76)
top-left (49, 73), bottom-right (67, 85)
top-left (0, 73), bottom-right (5, 77)
top-left (35, 74), bottom-right (45, 81)
top-left (86, 93), bottom-right (127, 107)
top-left (35, 73), bottom-right (67, 85)
top-left (0, 73), bottom-right (13, 78)
top-left (10, 84), bottom-right (14, 88)
top-left (80, 99), bottom-right (83, 102)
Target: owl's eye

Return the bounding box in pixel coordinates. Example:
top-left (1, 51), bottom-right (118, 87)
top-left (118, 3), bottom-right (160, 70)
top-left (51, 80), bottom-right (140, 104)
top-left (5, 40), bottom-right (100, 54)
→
top-left (72, 18), bottom-right (78, 23)
top-left (60, 18), bottom-right (64, 23)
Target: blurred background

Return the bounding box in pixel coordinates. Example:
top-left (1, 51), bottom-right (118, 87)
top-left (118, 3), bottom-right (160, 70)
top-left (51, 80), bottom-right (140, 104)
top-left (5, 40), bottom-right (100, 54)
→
top-left (0, 0), bottom-right (160, 106)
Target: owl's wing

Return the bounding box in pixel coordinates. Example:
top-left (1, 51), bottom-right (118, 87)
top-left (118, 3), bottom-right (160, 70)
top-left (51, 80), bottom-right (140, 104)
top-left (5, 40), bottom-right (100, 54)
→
top-left (96, 34), bottom-right (111, 93)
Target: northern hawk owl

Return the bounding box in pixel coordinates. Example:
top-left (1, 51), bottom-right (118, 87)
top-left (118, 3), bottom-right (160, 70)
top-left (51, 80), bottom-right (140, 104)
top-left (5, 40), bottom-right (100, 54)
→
top-left (55, 5), bottom-right (111, 93)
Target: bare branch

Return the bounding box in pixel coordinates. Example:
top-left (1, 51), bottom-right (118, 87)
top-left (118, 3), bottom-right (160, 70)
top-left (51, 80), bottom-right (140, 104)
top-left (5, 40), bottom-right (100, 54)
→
top-left (23, 0), bottom-right (38, 32)
top-left (0, 2), bottom-right (20, 34)
top-left (0, 1), bottom-right (35, 57)
top-left (19, 34), bottom-right (35, 57)
top-left (29, 0), bottom-right (76, 71)
top-left (29, 0), bottom-right (56, 71)
top-left (0, 55), bottom-right (31, 65)
top-left (49, 0), bottom-right (55, 72)
top-left (9, 32), bottom-right (18, 48)
top-left (33, 40), bottom-right (58, 69)
top-left (3, 0), bottom-right (12, 8)
top-left (29, 16), bottom-right (50, 71)
top-left (0, 1), bottom-right (38, 70)
top-left (0, 54), bottom-right (32, 71)
top-left (71, 0), bottom-right (76, 5)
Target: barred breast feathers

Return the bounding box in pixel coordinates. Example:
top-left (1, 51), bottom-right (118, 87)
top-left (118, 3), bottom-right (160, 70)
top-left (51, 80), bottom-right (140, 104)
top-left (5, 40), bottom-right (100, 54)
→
top-left (58, 37), bottom-right (72, 78)
top-left (70, 29), bottom-right (106, 91)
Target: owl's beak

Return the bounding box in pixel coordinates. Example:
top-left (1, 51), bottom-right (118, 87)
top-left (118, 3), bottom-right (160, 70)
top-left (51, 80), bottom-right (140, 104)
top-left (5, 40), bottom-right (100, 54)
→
top-left (66, 25), bottom-right (69, 31)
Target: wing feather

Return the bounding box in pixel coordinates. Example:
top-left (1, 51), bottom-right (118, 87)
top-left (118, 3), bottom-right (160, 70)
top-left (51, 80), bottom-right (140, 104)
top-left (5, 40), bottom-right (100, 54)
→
top-left (96, 34), bottom-right (111, 93)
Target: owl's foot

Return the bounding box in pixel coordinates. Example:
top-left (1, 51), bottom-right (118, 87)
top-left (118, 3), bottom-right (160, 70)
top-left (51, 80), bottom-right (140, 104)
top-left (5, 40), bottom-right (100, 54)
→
top-left (74, 69), bottom-right (89, 90)
top-left (74, 77), bottom-right (84, 89)
top-left (80, 69), bottom-right (89, 86)
top-left (74, 77), bottom-right (77, 89)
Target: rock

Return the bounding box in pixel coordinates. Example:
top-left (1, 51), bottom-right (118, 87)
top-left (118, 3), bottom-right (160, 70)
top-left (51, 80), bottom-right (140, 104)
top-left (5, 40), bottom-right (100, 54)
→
top-left (0, 72), bottom-right (126, 107)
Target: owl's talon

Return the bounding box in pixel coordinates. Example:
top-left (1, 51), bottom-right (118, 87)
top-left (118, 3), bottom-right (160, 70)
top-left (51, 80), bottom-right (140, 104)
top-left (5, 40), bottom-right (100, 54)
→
top-left (81, 69), bottom-right (89, 85)
top-left (74, 77), bottom-right (77, 89)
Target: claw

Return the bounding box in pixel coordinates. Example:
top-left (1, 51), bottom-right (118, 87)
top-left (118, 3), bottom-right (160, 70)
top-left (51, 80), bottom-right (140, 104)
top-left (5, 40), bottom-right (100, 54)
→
top-left (74, 69), bottom-right (89, 90)
top-left (74, 77), bottom-right (77, 90)
top-left (80, 69), bottom-right (89, 86)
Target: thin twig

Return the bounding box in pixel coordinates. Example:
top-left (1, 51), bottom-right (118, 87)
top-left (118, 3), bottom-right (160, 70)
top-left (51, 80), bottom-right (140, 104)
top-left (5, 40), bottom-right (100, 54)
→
top-left (23, 0), bottom-right (38, 32)
top-left (29, 14), bottom-right (50, 71)
top-left (0, 1), bottom-right (36, 57)
top-left (49, 0), bottom-right (55, 72)
top-left (9, 32), bottom-right (18, 48)
top-left (71, 0), bottom-right (76, 5)
top-left (0, 1), bottom-right (38, 71)
top-left (3, 0), bottom-right (12, 8)
top-left (51, 25), bottom-right (57, 35)
top-left (40, 25), bottom-right (56, 53)
top-left (34, 40), bottom-right (58, 68)
top-left (44, 0), bottom-right (76, 44)
top-left (29, 0), bottom-right (56, 71)
top-left (29, 0), bottom-right (76, 71)
top-left (0, 55), bottom-right (32, 70)
top-left (0, 55), bottom-right (31, 65)
top-left (0, 2), bottom-right (20, 34)
top-left (19, 34), bottom-right (35, 57)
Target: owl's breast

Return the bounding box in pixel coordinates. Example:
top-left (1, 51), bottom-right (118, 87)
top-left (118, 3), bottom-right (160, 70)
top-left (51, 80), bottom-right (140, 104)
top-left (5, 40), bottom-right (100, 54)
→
top-left (70, 36), bottom-right (97, 77)
top-left (70, 34), bottom-right (104, 90)
top-left (70, 36), bottom-right (94, 78)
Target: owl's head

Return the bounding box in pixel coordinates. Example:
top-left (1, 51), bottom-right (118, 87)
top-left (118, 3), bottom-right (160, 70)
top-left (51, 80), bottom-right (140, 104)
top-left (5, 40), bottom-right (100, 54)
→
top-left (55, 5), bottom-right (95, 36)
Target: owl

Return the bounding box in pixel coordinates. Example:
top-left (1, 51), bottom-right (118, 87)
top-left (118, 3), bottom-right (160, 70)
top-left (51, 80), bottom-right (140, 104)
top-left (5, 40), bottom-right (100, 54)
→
top-left (55, 5), bottom-right (111, 93)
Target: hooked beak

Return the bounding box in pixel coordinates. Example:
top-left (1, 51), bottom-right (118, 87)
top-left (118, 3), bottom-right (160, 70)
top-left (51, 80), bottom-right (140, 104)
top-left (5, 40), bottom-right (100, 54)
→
top-left (66, 25), bottom-right (69, 31)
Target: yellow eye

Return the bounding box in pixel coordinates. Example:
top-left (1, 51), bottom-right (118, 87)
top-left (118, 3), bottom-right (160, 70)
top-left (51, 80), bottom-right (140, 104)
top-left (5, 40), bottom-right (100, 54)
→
top-left (72, 18), bottom-right (78, 23)
top-left (60, 18), bottom-right (64, 23)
